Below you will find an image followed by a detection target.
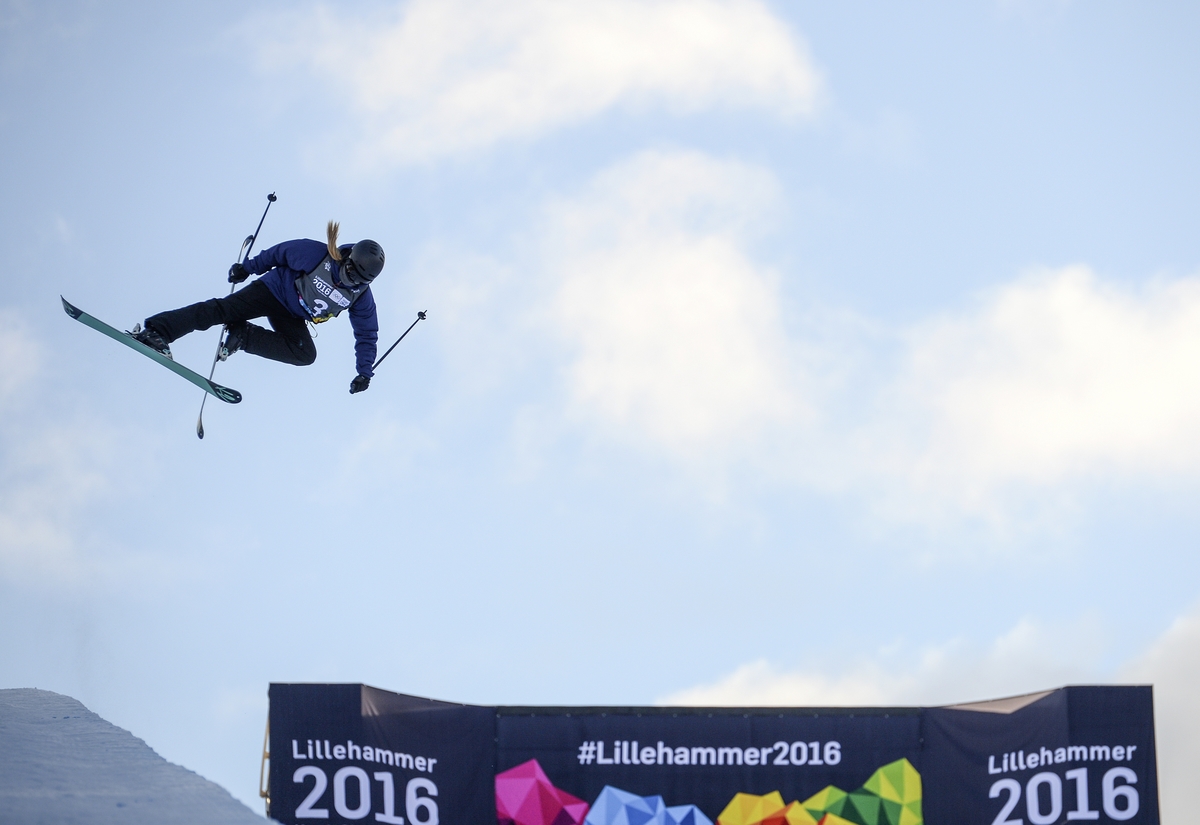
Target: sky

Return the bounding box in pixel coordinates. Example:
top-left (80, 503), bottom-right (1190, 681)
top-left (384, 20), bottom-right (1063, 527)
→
top-left (2, 0), bottom-right (1199, 819)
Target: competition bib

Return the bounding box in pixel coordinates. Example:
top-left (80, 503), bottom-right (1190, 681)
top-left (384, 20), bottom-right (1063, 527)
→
top-left (294, 255), bottom-right (364, 322)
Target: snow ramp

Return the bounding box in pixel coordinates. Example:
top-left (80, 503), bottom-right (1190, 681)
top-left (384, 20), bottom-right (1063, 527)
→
top-left (0, 688), bottom-right (264, 824)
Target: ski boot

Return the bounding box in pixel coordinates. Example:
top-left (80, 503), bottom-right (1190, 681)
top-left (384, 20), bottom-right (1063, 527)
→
top-left (129, 323), bottom-right (172, 360)
top-left (219, 323), bottom-right (246, 362)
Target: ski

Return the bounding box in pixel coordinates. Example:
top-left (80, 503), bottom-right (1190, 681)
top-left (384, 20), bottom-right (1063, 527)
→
top-left (61, 296), bottom-right (242, 404)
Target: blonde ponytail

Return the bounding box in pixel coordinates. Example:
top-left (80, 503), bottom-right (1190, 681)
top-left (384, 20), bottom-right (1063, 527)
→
top-left (327, 220), bottom-right (342, 261)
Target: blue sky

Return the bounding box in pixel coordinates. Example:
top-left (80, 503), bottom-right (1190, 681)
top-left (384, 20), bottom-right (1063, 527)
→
top-left (2, 0), bottom-right (1199, 818)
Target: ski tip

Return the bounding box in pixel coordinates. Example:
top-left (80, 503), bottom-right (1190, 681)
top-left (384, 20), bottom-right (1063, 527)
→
top-left (61, 296), bottom-right (82, 319)
top-left (213, 386), bottom-right (242, 404)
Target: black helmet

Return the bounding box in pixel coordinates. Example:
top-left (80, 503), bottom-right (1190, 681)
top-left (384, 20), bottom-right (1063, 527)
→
top-left (343, 240), bottom-right (385, 286)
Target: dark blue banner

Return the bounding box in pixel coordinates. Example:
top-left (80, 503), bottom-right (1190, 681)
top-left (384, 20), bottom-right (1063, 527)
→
top-left (496, 706), bottom-right (921, 824)
top-left (268, 684), bottom-right (495, 825)
top-left (923, 687), bottom-right (1158, 825)
top-left (266, 684), bottom-right (1158, 825)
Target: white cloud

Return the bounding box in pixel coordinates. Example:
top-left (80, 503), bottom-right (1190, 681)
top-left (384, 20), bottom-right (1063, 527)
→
top-left (659, 615), bottom-right (1105, 708)
top-left (661, 659), bottom-right (893, 707)
top-left (663, 605), bottom-right (1200, 823)
top-left (0, 416), bottom-right (128, 582)
top-left (535, 152), bottom-right (1200, 520)
top-left (0, 317), bottom-right (76, 578)
top-left (861, 267), bottom-right (1200, 520)
top-left (0, 316), bottom-right (161, 585)
top-left (251, 0), bottom-right (820, 164)
top-left (0, 409), bottom-right (193, 590)
top-left (544, 149), bottom-right (805, 455)
top-left (1121, 602), bottom-right (1200, 824)
top-left (0, 312), bottom-right (41, 407)
top-left (389, 141), bottom-right (1200, 528)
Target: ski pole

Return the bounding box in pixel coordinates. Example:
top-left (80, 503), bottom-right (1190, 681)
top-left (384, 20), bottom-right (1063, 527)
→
top-left (373, 311), bottom-right (428, 371)
top-left (242, 192), bottom-right (277, 263)
top-left (197, 192), bottom-right (278, 439)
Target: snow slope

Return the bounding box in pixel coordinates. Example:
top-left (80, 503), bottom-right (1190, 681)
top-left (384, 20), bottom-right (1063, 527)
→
top-left (0, 688), bottom-right (264, 824)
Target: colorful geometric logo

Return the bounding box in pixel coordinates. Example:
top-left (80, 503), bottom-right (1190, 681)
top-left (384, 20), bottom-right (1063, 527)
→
top-left (716, 759), bottom-right (922, 825)
top-left (585, 785), bottom-right (713, 825)
top-left (496, 759), bottom-right (590, 825)
top-left (495, 757), bottom-right (920, 825)
top-left (717, 791), bottom-right (814, 825)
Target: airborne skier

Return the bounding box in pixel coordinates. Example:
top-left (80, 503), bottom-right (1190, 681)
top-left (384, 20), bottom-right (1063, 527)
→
top-left (132, 222), bottom-right (384, 394)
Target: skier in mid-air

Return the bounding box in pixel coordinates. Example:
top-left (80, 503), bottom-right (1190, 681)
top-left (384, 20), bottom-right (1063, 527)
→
top-left (132, 222), bottom-right (384, 394)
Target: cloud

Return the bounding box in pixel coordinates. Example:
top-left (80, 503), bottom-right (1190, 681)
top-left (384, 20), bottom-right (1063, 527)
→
top-left (0, 410), bottom-right (193, 590)
top-left (860, 267), bottom-right (1200, 520)
top-left (250, 0), bottom-right (821, 165)
top-left (0, 312), bottom-right (41, 407)
top-left (394, 142), bottom-right (1200, 526)
top-left (659, 615), bottom-right (1105, 708)
top-left (662, 604), bottom-right (1200, 823)
top-left (0, 420), bottom-right (113, 581)
top-left (535, 150), bottom-right (1200, 518)
top-left (1121, 602), bottom-right (1200, 824)
top-left (540, 199), bottom-right (1200, 518)
top-left (0, 315), bottom-right (98, 580)
top-left (0, 314), bottom-right (162, 585)
top-left (544, 149), bottom-right (806, 455)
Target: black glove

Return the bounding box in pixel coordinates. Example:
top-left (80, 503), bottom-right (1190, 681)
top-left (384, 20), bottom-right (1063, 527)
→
top-left (228, 262), bottom-right (249, 284)
top-left (349, 374), bottom-right (371, 394)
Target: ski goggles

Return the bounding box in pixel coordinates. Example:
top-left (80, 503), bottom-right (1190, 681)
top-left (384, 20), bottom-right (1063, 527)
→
top-left (341, 258), bottom-right (365, 286)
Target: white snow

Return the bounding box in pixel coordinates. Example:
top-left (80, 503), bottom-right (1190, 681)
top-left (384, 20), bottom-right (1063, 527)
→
top-left (0, 689), bottom-right (265, 824)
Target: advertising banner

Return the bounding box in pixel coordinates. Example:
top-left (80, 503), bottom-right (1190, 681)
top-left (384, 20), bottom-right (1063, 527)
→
top-left (268, 684), bottom-right (496, 825)
top-left (266, 684), bottom-right (1158, 825)
top-left (923, 686), bottom-right (1158, 825)
top-left (495, 706), bottom-right (922, 825)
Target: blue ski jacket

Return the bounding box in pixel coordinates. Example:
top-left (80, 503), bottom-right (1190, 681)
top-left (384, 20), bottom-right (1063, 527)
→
top-left (244, 238), bottom-right (379, 377)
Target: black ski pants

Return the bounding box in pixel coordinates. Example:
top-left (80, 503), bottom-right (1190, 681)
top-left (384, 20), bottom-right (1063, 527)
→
top-left (146, 280), bottom-right (316, 366)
